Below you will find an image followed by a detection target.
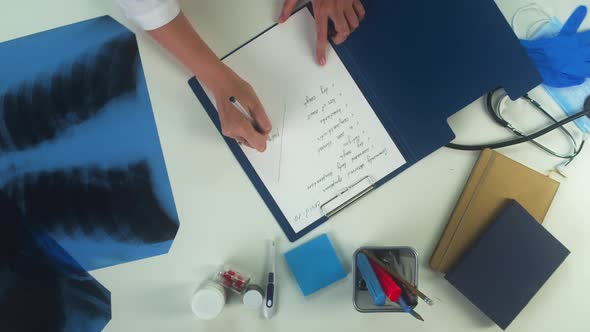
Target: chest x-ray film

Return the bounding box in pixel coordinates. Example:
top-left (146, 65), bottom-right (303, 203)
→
top-left (0, 16), bottom-right (179, 271)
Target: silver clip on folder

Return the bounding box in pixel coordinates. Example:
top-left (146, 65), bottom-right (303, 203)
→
top-left (320, 176), bottom-right (376, 218)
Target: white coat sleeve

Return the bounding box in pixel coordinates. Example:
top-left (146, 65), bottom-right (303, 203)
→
top-left (115, 0), bottom-right (181, 30)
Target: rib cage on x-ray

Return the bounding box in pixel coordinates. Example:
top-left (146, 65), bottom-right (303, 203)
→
top-left (0, 34), bottom-right (138, 151)
top-left (0, 31), bottom-right (178, 245)
top-left (1, 191), bottom-right (111, 332)
top-left (3, 162), bottom-right (178, 243)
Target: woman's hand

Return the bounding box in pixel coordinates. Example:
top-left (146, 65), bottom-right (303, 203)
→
top-left (146, 13), bottom-right (272, 152)
top-left (279, 0), bottom-right (365, 65)
top-left (207, 64), bottom-right (272, 152)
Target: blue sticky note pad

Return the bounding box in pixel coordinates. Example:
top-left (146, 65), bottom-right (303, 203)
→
top-left (284, 234), bottom-right (347, 296)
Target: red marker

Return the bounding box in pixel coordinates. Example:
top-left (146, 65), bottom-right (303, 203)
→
top-left (369, 260), bottom-right (402, 302)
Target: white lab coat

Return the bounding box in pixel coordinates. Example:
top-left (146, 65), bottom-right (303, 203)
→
top-left (116, 0), bottom-right (180, 30)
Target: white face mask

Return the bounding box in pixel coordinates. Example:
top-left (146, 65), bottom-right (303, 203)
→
top-left (534, 17), bottom-right (564, 38)
top-left (513, 3), bottom-right (590, 133)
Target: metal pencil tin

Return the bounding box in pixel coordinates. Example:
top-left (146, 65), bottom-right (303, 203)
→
top-left (353, 246), bottom-right (419, 313)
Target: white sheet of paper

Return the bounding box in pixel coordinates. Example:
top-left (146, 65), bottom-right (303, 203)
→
top-left (206, 10), bottom-right (406, 233)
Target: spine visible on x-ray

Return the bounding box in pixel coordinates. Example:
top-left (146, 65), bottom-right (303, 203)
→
top-left (1, 191), bottom-right (111, 331)
top-left (2, 161), bottom-right (179, 244)
top-left (0, 32), bottom-right (139, 152)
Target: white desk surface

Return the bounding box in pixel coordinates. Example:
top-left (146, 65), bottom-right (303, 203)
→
top-left (2, 1), bottom-right (589, 331)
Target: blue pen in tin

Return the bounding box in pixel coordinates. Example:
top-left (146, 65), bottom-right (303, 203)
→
top-left (356, 253), bottom-right (386, 306)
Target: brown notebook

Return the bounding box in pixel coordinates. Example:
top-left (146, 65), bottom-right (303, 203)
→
top-left (430, 149), bottom-right (560, 273)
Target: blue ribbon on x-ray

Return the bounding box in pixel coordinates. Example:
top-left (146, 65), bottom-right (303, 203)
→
top-left (521, 6), bottom-right (590, 88)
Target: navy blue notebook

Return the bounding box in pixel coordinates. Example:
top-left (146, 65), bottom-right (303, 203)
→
top-left (188, 1), bottom-right (541, 241)
top-left (446, 200), bottom-right (570, 330)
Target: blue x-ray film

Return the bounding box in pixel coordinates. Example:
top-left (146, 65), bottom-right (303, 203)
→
top-left (1, 191), bottom-right (112, 332)
top-left (0, 16), bottom-right (180, 271)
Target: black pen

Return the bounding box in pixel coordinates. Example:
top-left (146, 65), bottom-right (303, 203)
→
top-left (229, 96), bottom-right (255, 124)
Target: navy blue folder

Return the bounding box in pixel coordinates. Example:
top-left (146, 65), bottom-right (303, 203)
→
top-left (445, 200), bottom-right (570, 330)
top-left (188, 1), bottom-right (542, 241)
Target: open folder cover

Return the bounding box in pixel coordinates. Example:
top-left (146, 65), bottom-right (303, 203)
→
top-left (189, 1), bottom-right (541, 241)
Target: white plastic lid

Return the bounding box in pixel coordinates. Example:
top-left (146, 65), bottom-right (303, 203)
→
top-left (242, 289), bottom-right (263, 309)
top-left (191, 283), bottom-right (225, 320)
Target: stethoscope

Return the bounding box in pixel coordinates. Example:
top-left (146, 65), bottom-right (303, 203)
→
top-left (446, 87), bottom-right (590, 170)
top-left (445, 4), bottom-right (590, 169)
top-left (486, 88), bottom-right (584, 162)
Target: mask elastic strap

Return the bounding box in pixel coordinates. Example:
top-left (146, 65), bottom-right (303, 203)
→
top-left (526, 20), bottom-right (552, 39)
top-left (511, 3), bottom-right (552, 38)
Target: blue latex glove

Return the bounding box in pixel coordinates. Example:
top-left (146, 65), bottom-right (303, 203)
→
top-left (521, 6), bottom-right (590, 87)
top-left (559, 5), bottom-right (588, 36)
